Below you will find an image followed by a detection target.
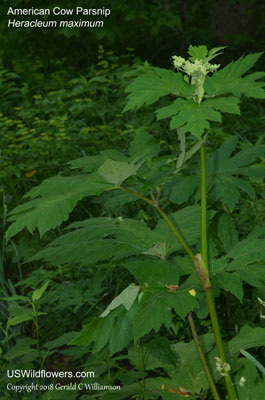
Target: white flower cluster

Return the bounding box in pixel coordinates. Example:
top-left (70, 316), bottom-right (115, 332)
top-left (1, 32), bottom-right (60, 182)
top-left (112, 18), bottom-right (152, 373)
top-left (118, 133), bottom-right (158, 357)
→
top-left (172, 55), bottom-right (219, 104)
top-left (215, 356), bottom-right (231, 377)
top-left (172, 56), bottom-right (219, 77)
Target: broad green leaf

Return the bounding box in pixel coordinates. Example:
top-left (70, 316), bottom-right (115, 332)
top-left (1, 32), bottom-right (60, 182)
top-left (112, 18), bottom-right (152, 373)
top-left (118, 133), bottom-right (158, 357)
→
top-left (68, 155), bottom-right (104, 172)
top-left (142, 241), bottom-right (169, 258)
top-left (129, 129), bottom-right (160, 161)
top-left (133, 290), bottom-right (172, 340)
top-left (170, 333), bottom-right (215, 393)
top-left (1, 295), bottom-right (30, 303)
top-left (7, 302), bottom-right (31, 318)
top-left (3, 338), bottom-right (36, 361)
top-left (22, 173), bottom-right (110, 200)
top-left (31, 238), bottom-right (145, 266)
top-left (216, 271), bottom-right (243, 302)
top-left (205, 97), bottom-right (240, 115)
top-left (109, 305), bottom-right (137, 355)
top-left (157, 97), bottom-right (240, 138)
top-left (44, 332), bottom-right (77, 350)
top-left (100, 284), bottom-right (140, 317)
top-left (235, 368), bottom-right (264, 400)
top-left (149, 205), bottom-right (203, 254)
top-left (188, 44), bottom-right (208, 61)
top-left (158, 99), bottom-right (221, 138)
top-left (214, 177), bottom-right (241, 209)
top-left (7, 311), bottom-right (47, 327)
top-left (6, 174), bottom-right (113, 240)
top-left (221, 143), bottom-right (265, 171)
top-left (213, 225), bottom-right (265, 290)
top-left (237, 264), bottom-right (265, 290)
top-left (69, 146), bottom-right (133, 172)
top-left (217, 214), bottom-right (238, 253)
top-left (134, 287), bottom-right (197, 340)
top-left (8, 312), bottom-right (34, 326)
top-left (32, 281), bottom-right (50, 302)
top-left (228, 326), bottom-right (265, 356)
top-left (227, 234), bottom-right (265, 270)
top-left (147, 337), bottom-right (178, 367)
top-left (98, 159), bottom-right (139, 186)
top-left (70, 314), bottom-right (115, 352)
top-left (30, 217), bottom-right (153, 266)
top-left (205, 53), bottom-right (265, 98)
top-left (203, 138), bottom-right (265, 208)
top-left (123, 67), bottom-right (193, 112)
top-left (125, 260), bottom-right (180, 287)
top-left (169, 176), bottom-right (198, 203)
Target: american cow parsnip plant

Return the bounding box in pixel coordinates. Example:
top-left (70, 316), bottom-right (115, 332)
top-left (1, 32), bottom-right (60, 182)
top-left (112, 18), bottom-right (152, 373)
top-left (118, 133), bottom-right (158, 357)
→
top-left (6, 46), bottom-right (265, 399)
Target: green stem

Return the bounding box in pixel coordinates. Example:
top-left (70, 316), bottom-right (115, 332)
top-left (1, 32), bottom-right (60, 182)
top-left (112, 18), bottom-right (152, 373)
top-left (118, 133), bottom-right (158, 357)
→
top-left (32, 303), bottom-right (41, 365)
top-left (187, 312), bottom-right (221, 400)
top-left (119, 186), bottom-right (194, 261)
top-left (137, 341), bottom-right (147, 400)
top-left (120, 183), bottom-right (237, 399)
top-left (200, 144), bottom-right (208, 268)
top-left (200, 144), bottom-right (237, 400)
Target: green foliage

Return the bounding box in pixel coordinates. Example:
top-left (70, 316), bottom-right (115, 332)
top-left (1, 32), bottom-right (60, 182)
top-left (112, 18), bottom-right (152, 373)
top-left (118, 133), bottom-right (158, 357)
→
top-left (157, 97), bottom-right (240, 137)
top-left (124, 50), bottom-right (264, 138)
top-left (2, 45), bottom-right (265, 400)
top-left (100, 284), bottom-right (140, 317)
top-left (98, 159), bottom-right (140, 186)
top-left (205, 53), bottom-right (265, 98)
top-left (6, 175), bottom-right (113, 240)
top-left (206, 137), bottom-right (265, 208)
top-left (123, 67), bottom-right (193, 112)
top-left (240, 349), bottom-right (265, 375)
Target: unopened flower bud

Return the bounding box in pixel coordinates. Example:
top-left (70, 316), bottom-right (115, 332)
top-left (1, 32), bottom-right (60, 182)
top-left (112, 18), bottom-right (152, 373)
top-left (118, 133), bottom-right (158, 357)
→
top-left (239, 376), bottom-right (246, 387)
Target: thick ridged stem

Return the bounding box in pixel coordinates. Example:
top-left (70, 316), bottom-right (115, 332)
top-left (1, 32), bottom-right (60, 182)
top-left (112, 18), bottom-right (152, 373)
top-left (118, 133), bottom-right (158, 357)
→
top-left (200, 144), bottom-right (237, 400)
top-left (119, 182), bottom-right (237, 399)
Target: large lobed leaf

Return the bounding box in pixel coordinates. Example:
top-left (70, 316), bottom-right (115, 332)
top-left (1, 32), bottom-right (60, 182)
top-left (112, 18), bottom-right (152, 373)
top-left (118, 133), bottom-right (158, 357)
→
top-left (156, 97), bottom-right (240, 138)
top-left (123, 52), bottom-right (264, 138)
top-left (123, 67), bottom-right (193, 112)
top-left (205, 52), bottom-right (265, 98)
top-left (214, 224), bottom-right (265, 298)
top-left (28, 205), bottom-right (203, 266)
top-left (29, 217), bottom-right (153, 265)
top-left (6, 131), bottom-right (161, 240)
top-left (6, 174), bottom-right (113, 240)
top-left (170, 138), bottom-right (265, 208)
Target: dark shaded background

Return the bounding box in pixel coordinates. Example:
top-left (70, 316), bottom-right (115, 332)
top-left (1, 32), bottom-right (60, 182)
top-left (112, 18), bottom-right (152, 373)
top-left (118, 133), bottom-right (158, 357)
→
top-left (1, 0), bottom-right (264, 79)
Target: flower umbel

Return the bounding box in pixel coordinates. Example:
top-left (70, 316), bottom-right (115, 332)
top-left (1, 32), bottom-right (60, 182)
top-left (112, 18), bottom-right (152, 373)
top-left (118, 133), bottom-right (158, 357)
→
top-left (172, 55), bottom-right (220, 104)
top-left (215, 356), bottom-right (231, 377)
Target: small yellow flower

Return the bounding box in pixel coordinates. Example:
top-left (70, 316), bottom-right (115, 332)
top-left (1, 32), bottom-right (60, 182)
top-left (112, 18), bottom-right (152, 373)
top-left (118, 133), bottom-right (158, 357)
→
top-left (189, 289), bottom-right (196, 297)
top-left (25, 170), bottom-right (37, 178)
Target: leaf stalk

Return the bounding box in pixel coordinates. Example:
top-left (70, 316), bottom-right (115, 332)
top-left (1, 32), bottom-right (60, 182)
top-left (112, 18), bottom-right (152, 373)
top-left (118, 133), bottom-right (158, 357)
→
top-left (187, 312), bottom-right (221, 400)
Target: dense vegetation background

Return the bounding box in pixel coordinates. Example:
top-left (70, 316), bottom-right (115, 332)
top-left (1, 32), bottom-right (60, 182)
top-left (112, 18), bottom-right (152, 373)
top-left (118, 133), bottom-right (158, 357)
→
top-left (0, 1), bottom-right (264, 399)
